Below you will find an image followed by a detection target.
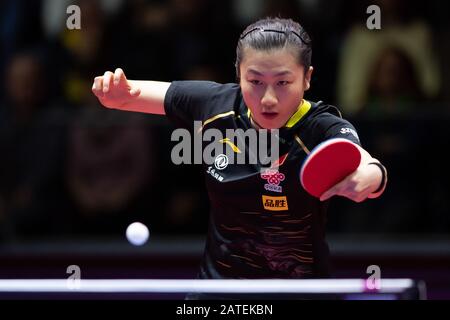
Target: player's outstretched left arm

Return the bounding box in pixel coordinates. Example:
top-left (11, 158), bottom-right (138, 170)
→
top-left (320, 146), bottom-right (387, 202)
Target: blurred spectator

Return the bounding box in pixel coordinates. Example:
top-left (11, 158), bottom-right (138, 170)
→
top-left (41, 0), bottom-right (123, 39)
top-left (231, 0), bottom-right (314, 26)
top-left (0, 0), bottom-right (44, 97)
top-left (336, 0), bottom-right (441, 115)
top-left (63, 95), bottom-right (159, 234)
top-left (110, 0), bottom-right (173, 81)
top-left (0, 51), bottom-right (68, 240)
top-left (165, 0), bottom-right (234, 82)
top-left (1, 52), bottom-right (49, 127)
top-left (332, 0), bottom-right (441, 232)
top-left (51, 0), bottom-right (113, 106)
top-left (432, 2), bottom-right (450, 106)
top-left (232, 0), bottom-right (266, 26)
top-left (63, 103), bottom-right (208, 236)
top-left (362, 46), bottom-right (424, 117)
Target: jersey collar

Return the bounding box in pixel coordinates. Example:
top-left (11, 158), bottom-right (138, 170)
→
top-left (285, 100), bottom-right (312, 128)
top-left (245, 99), bottom-right (312, 128)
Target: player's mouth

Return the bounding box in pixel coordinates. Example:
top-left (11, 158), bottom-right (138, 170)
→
top-left (261, 112), bottom-right (278, 120)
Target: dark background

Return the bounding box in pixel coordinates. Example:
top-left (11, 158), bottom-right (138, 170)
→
top-left (0, 0), bottom-right (449, 299)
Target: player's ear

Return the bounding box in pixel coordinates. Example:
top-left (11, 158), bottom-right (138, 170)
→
top-left (304, 66), bottom-right (313, 91)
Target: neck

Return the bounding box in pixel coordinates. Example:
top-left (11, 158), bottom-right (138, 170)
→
top-left (250, 116), bottom-right (262, 129)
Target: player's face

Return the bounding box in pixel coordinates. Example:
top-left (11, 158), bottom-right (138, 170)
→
top-left (239, 47), bottom-right (313, 129)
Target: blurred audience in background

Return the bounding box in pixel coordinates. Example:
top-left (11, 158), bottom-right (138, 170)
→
top-left (0, 0), bottom-right (449, 241)
top-left (64, 100), bottom-right (154, 235)
top-left (0, 0), bottom-right (45, 98)
top-left (337, 0), bottom-right (441, 116)
top-left (54, 0), bottom-right (114, 106)
top-left (363, 46), bottom-right (424, 117)
top-left (0, 50), bottom-right (67, 241)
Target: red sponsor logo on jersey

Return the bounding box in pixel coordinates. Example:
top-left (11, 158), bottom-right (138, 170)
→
top-left (261, 169), bottom-right (285, 193)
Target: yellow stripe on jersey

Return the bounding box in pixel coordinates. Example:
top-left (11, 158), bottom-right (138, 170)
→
top-left (199, 99), bottom-right (312, 133)
top-left (246, 99), bottom-right (312, 128)
top-left (294, 134), bottom-right (311, 154)
top-left (285, 100), bottom-right (311, 128)
top-left (198, 110), bottom-right (236, 133)
top-left (219, 138), bottom-right (242, 153)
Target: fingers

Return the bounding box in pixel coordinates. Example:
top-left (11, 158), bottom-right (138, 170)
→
top-left (102, 71), bottom-right (114, 93)
top-left (129, 87), bottom-right (141, 97)
top-left (114, 68), bottom-right (126, 86)
top-left (116, 68), bottom-right (141, 97)
top-left (319, 173), bottom-right (355, 202)
top-left (92, 68), bottom-right (135, 100)
top-left (319, 181), bottom-right (370, 202)
top-left (320, 184), bottom-right (340, 202)
top-left (92, 76), bottom-right (104, 97)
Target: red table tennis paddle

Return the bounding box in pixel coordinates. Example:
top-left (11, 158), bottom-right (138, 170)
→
top-left (300, 138), bottom-right (361, 198)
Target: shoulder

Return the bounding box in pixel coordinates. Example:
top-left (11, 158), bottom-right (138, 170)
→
top-left (299, 100), bottom-right (361, 146)
top-left (166, 81), bottom-right (240, 111)
top-left (164, 81), bottom-right (242, 126)
top-left (167, 81), bottom-right (240, 100)
top-left (306, 100), bottom-right (343, 120)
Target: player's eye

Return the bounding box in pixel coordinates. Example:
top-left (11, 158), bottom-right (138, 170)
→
top-left (277, 80), bottom-right (290, 86)
top-left (249, 79), bottom-right (262, 86)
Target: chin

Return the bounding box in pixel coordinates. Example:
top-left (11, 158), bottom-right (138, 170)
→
top-left (257, 121), bottom-right (282, 130)
top-left (266, 124), bottom-right (282, 130)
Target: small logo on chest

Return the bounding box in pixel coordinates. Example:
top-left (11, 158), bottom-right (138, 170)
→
top-left (262, 195), bottom-right (289, 211)
top-left (260, 169), bottom-right (285, 193)
top-left (214, 154), bottom-right (229, 170)
top-left (206, 166), bottom-right (224, 182)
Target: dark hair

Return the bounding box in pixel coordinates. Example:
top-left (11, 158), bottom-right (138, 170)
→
top-left (235, 17), bottom-right (312, 79)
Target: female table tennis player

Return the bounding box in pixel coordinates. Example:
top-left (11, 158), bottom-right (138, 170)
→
top-left (92, 18), bottom-right (387, 285)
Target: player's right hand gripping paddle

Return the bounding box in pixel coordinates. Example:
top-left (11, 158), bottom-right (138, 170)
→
top-left (300, 138), bottom-right (361, 198)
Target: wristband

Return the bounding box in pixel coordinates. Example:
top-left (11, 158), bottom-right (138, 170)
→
top-left (368, 162), bottom-right (386, 194)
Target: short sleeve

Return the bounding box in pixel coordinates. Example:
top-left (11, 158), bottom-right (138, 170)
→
top-left (300, 103), bottom-right (362, 149)
top-left (314, 113), bottom-right (361, 145)
top-left (164, 81), bottom-right (240, 129)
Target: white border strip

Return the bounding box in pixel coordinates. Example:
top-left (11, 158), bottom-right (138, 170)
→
top-left (0, 279), bottom-right (414, 294)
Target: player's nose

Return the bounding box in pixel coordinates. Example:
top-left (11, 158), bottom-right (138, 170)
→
top-left (261, 87), bottom-right (278, 107)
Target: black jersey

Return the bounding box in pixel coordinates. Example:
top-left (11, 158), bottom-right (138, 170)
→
top-left (164, 81), bottom-right (361, 279)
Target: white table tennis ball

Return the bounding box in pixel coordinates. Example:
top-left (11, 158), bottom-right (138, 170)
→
top-left (126, 222), bottom-right (149, 246)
